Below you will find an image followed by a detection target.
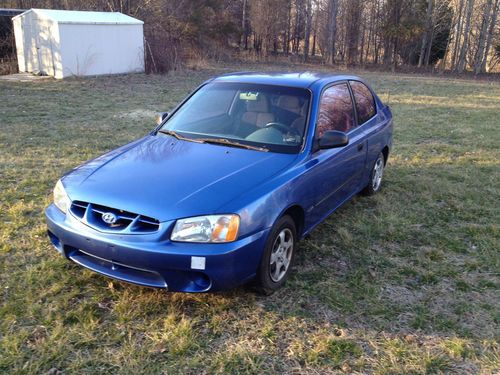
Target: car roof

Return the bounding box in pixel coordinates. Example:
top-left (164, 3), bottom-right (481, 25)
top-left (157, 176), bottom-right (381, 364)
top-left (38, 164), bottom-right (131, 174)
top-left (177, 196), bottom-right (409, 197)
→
top-left (211, 71), bottom-right (365, 89)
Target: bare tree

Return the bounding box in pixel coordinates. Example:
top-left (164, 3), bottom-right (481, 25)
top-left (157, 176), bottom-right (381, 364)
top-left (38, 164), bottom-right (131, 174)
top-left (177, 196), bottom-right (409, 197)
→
top-left (480, 0), bottom-right (499, 72)
top-left (456, 0), bottom-right (475, 72)
top-left (1, 0), bottom-right (499, 74)
top-left (303, 0), bottom-right (313, 60)
top-left (418, 0), bottom-right (434, 67)
top-left (325, 0), bottom-right (339, 64)
top-left (473, 0), bottom-right (493, 73)
top-left (241, 0), bottom-right (248, 49)
top-left (451, 0), bottom-right (466, 69)
top-left (345, 0), bottom-right (362, 65)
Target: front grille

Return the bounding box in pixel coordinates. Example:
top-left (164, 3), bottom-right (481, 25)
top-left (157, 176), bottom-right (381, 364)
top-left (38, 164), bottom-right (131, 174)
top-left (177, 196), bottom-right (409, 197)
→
top-left (68, 248), bottom-right (167, 288)
top-left (70, 200), bottom-right (160, 234)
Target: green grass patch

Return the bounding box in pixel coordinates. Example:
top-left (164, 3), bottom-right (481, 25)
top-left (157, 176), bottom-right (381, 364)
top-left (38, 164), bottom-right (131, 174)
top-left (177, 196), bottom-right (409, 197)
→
top-left (0, 63), bottom-right (499, 374)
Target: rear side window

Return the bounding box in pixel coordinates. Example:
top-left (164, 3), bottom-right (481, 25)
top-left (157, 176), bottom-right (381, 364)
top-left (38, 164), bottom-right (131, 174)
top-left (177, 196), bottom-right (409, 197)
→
top-left (316, 83), bottom-right (356, 137)
top-left (350, 81), bottom-right (376, 125)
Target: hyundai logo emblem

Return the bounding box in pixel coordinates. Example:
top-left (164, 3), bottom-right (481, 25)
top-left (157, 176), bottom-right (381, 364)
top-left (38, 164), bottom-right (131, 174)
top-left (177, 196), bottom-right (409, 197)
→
top-left (102, 212), bottom-right (117, 225)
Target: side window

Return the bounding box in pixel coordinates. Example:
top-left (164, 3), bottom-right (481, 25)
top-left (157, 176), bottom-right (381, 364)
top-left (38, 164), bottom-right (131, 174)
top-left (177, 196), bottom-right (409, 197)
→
top-left (316, 83), bottom-right (356, 138)
top-left (350, 81), bottom-right (376, 125)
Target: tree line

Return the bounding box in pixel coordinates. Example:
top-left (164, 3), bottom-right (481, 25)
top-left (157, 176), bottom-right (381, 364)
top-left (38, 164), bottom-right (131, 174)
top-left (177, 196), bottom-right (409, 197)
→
top-left (242, 0), bottom-right (498, 74)
top-left (2, 0), bottom-right (499, 74)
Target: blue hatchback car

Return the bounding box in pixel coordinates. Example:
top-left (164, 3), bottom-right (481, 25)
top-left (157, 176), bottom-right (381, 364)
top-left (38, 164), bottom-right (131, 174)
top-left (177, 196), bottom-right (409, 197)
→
top-left (46, 72), bottom-right (393, 294)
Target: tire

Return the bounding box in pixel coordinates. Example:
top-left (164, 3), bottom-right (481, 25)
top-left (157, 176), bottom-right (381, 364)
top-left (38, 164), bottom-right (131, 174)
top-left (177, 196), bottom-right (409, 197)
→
top-left (362, 152), bottom-right (385, 196)
top-left (254, 215), bottom-right (297, 295)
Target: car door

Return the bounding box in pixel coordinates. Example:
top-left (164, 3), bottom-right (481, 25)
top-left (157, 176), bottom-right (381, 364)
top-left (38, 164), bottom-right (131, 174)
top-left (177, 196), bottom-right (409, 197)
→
top-left (307, 82), bottom-right (367, 223)
top-left (349, 80), bottom-right (386, 186)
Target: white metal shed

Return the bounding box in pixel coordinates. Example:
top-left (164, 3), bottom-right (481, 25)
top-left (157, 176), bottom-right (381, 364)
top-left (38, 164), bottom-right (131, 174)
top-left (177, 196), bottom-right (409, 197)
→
top-left (12, 9), bottom-right (144, 79)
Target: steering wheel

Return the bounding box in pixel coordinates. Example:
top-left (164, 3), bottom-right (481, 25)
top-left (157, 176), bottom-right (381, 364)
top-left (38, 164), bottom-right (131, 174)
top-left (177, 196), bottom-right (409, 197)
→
top-left (264, 122), bottom-right (300, 137)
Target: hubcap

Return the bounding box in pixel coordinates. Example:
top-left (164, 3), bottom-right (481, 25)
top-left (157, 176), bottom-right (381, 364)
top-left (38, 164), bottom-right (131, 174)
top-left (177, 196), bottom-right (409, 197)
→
top-left (372, 157), bottom-right (384, 191)
top-left (269, 228), bottom-right (294, 283)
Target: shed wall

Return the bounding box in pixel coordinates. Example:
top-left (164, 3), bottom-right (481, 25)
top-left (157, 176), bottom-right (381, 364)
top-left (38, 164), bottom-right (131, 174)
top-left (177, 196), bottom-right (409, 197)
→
top-left (13, 13), bottom-right (61, 76)
top-left (58, 23), bottom-right (144, 78)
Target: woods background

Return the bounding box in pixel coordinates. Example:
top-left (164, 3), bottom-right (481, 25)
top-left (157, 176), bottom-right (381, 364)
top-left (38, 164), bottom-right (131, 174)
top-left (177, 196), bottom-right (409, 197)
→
top-left (0, 0), bottom-right (499, 75)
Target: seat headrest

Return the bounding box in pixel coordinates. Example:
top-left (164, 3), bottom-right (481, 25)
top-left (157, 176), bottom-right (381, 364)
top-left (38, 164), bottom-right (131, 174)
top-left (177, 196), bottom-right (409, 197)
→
top-left (277, 95), bottom-right (301, 111)
top-left (291, 116), bottom-right (306, 133)
top-left (246, 95), bottom-right (269, 113)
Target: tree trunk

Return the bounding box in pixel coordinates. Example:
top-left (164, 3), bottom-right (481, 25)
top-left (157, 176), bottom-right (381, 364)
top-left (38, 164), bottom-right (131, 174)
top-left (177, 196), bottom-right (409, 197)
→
top-left (451, 0), bottom-right (465, 70)
top-left (474, 0), bottom-right (493, 74)
top-left (346, 0), bottom-right (362, 66)
top-left (326, 0), bottom-right (339, 64)
top-left (241, 0), bottom-right (247, 49)
top-left (359, 16), bottom-right (366, 65)
top-left (383, 36), bottom-right (392, 65)
top-left (440, 25), bottom-right (452, 71)
top-left (457, 0), bottom-right (475, 72)
top-left (418, 0), bottom-right (434, 67)
top-left (365, 2), bottom-right (375, 64)
top-left (294, 1), bottom-right (300, 54)
top-left (374, 0), bottom-right (381, 64)
top-left (424, 27), bottom-right (435, 67)
top-left (312, 9), bottom-right (317, 57)
top-left (392, 37), bottom-right (398, 71)
top-left (481, 0), bottom-right (499, 72)
top-left (285, 0), bottom-right (292, 55)
top-left (385, 0), bottom-right (403, 68)
top-left (304, 0), bottom-right (313, 61)
top-left (312, 4), bottom-right (319, 56)
top-left (392, 0), bottom-right (402, 71)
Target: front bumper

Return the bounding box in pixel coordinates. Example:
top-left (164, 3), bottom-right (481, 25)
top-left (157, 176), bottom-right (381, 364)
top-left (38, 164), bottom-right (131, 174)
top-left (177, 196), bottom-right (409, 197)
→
top-left (45, 204), bottom-right (269, 292)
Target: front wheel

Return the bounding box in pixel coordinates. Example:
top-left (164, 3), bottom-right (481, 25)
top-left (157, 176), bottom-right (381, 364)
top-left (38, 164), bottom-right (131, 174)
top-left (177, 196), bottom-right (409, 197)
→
top-left (362, 152), bottom-right (385, 196)
top-left (254, 215), bottom-right (297, 295)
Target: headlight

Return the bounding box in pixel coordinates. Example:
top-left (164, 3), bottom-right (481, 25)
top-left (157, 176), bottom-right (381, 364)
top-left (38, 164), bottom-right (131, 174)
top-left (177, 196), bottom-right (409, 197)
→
top-left (53, 179), bottom-right (71, 214)
top-left (171, 214), bottom-right (240, 243)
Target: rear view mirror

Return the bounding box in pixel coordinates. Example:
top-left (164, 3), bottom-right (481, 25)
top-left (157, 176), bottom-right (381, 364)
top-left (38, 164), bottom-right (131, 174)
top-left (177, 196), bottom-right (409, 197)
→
top-left (155, 112), bottom-right (169, 125)
top-left (319, 130), bottom-right (349, 149)
top-left (239, 92), bottom-right (259, 100)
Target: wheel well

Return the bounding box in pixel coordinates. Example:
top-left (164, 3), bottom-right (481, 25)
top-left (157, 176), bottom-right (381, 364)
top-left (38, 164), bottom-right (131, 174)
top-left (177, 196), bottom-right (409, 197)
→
top-left (382, 146), bottom-right (389, 165)
top-left (282, 205), bottom-right (305, 238)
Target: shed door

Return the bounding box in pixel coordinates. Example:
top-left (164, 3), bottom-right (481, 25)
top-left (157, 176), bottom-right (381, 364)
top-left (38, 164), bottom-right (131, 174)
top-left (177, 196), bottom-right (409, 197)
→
top-left (35, 24), bottom-right (56, 76)
top-left (23, 20), bottom-right (39, 73)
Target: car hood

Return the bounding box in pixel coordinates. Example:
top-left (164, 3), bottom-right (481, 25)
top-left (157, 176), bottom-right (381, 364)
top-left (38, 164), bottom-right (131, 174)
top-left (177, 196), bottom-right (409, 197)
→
top-left (63, 135), bottom-right (297, 222)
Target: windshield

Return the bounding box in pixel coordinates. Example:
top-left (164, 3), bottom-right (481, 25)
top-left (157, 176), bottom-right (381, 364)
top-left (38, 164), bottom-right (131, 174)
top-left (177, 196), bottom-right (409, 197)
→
top-left (159, 82), bottom-right (311, 153)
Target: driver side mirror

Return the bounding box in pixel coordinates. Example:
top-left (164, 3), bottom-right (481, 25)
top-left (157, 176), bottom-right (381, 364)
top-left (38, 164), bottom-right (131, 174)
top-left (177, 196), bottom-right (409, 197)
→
top-left (155, 112), bottom-right (169, 125)
top-left (319, 130), bottom-right (349, 149)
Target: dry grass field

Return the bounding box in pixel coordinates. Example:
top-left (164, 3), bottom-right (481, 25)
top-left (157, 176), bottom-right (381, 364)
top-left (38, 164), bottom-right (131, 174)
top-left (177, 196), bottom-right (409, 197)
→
top-left (0, 63), bottom-right (499, 374)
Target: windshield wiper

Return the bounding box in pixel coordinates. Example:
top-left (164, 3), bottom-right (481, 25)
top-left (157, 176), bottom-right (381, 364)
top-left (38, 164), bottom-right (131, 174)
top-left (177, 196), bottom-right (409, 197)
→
top-left (157, 129), bottom-right (203, 143)
top-left (196, 137), bottom-right (269, 152)
top-left (158, 130), bottom-right (268, 152)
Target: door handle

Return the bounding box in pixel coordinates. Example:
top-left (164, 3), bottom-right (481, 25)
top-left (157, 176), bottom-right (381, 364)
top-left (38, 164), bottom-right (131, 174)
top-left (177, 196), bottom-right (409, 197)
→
top-left (357, 143), bottom-right (364, 151)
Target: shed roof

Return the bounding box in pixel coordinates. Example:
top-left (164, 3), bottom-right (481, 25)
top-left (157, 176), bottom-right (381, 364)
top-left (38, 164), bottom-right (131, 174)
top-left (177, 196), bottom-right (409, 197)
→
top-left (12, 9), bottom-right (143, 25)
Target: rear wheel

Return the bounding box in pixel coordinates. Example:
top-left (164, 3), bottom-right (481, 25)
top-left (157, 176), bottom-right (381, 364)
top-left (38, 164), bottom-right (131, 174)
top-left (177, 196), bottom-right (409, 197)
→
top-left (254, 215), bottom-right (296, 295)
top-left (362, 152), bottom-right (385, 196)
